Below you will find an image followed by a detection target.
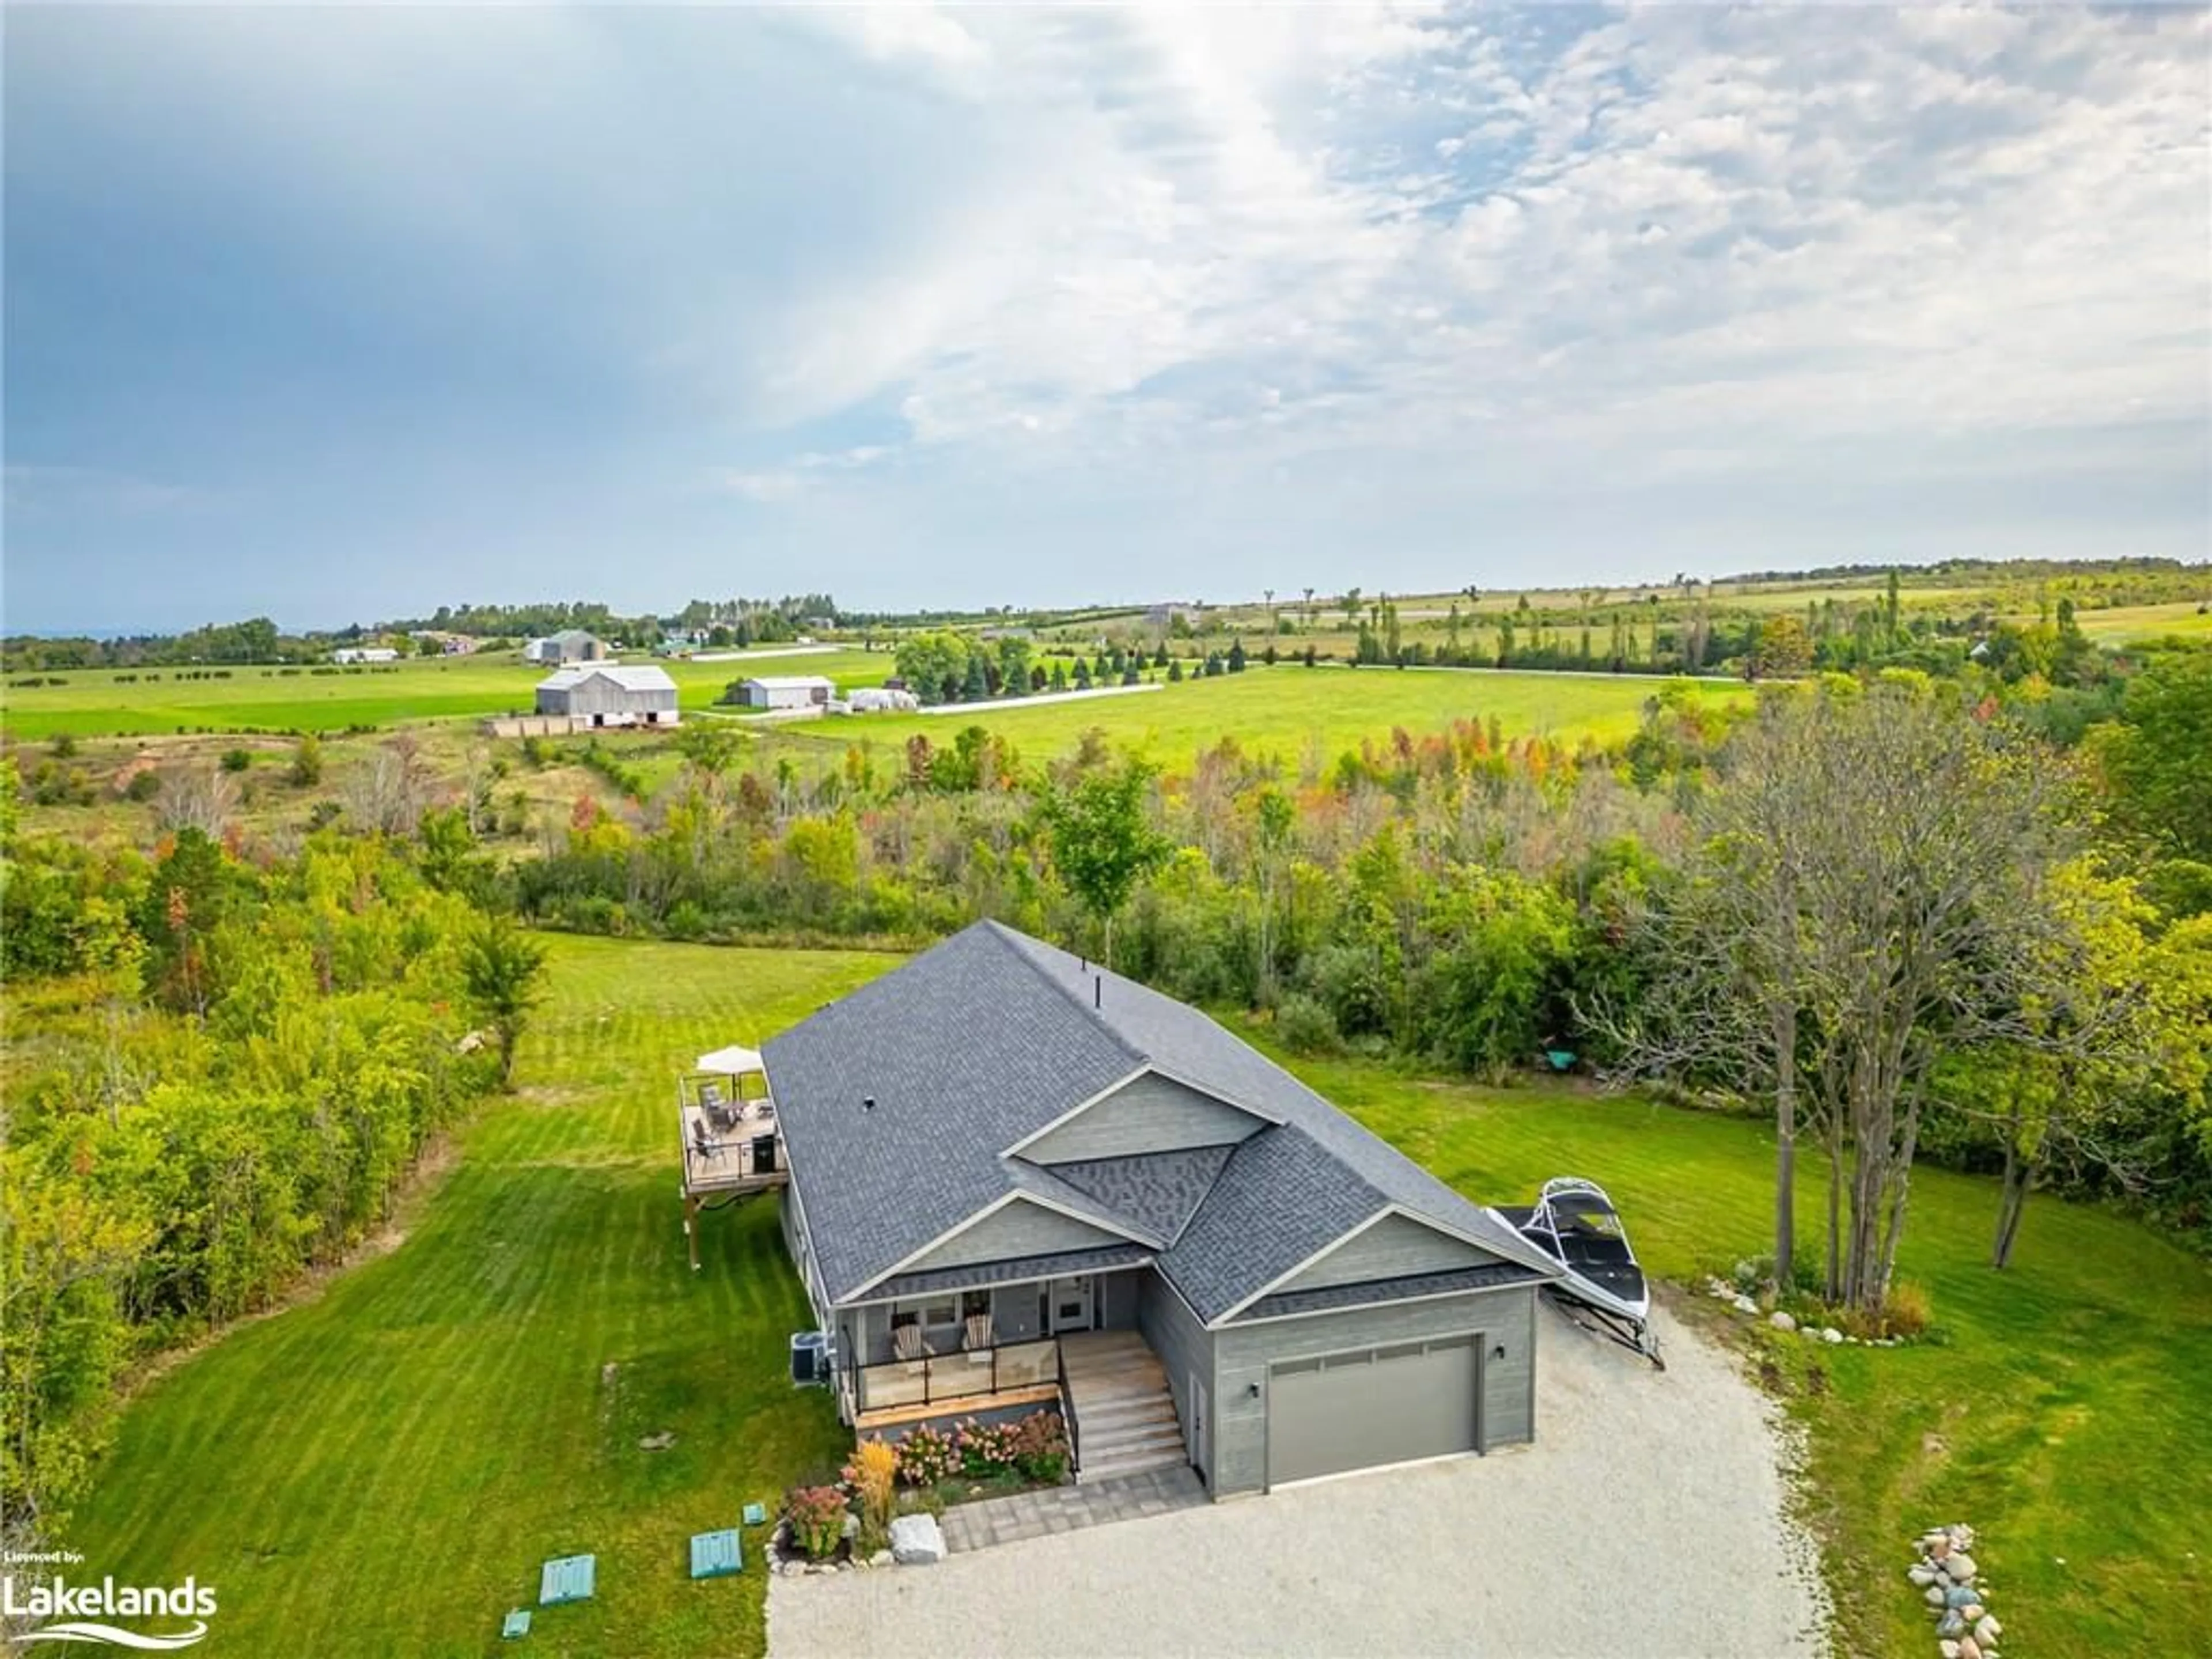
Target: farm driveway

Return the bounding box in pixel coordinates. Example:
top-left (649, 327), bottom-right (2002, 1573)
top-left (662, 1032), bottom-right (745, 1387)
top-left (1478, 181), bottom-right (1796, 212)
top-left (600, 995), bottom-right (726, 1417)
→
top-left (768, 1301), bottom-right (1831, 1658)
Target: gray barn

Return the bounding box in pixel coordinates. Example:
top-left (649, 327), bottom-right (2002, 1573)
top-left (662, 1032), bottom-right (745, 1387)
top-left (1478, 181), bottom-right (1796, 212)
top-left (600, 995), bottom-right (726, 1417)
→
top-left (534, 664), bottom-right (680, 728)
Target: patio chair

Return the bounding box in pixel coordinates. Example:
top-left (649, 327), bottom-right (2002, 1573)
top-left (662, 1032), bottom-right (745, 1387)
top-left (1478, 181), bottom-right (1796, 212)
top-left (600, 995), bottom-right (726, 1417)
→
top-left (690, 1120), bottom-right (723, 1163)
top-left (891, 1324), bottom-right (931, 1364)
top-left (962, 1313), bottom-right (994, 1362)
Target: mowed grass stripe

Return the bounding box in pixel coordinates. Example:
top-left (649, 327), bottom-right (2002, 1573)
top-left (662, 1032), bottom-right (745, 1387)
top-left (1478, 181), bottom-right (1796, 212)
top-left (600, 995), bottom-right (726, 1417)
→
top-left (62, 938), bottom-right (892, 1657)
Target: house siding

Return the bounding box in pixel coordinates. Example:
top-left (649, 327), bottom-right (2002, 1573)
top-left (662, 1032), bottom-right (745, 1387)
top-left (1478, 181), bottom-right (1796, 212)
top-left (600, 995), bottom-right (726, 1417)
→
top-left (1209, 1283), bottom-right (1538, 1496)
top-left (901, 1199), bottom-right (1132, 1275)
top-left (1137, 1271), bottom-right (1217, 1486)
top-left (1273, 1212), bottom-right (1495, 1296)
top-left (1022, 1072), bottom-right (1267, 1164)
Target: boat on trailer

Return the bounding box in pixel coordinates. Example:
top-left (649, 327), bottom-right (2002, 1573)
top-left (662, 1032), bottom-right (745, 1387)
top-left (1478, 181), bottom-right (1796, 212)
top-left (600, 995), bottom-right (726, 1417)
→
top-left (1489, 1177), bottom-right (1663, 1369)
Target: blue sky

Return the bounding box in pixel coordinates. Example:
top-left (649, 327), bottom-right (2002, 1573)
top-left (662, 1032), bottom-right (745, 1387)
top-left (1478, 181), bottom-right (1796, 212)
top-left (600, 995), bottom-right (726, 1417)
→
top-left (5, 4), bottom-right (2207, 634)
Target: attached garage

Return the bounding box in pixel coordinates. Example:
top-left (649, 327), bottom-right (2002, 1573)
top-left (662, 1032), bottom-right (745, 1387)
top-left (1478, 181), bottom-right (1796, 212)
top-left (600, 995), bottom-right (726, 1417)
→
top-left (1266, 1335), bottom-right (1481, 1487)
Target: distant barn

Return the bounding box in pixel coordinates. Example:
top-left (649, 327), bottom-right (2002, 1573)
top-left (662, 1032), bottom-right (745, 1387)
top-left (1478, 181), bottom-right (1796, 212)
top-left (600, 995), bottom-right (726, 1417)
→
top-left (736, 675), bottom-right (836, 710)
top-left (332, 646), bottom-right (399, 664)
top-left (533, 664), bottom-right (679, 728)
top-left (524, 630), bottom-right (608, 665)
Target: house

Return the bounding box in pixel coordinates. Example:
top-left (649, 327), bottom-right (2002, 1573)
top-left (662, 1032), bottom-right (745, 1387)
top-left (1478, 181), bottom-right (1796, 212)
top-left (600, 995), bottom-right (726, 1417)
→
top-left (737, 675), bottom-right (836, 710)
top-left (753, 922), bottom-right (1562, 1496)
top-left (524, 629), bottom-right (608, 665)
top-left (533, 664), bottom-right (679, 728)
top-left (331, 646), bottom-right (399, 665)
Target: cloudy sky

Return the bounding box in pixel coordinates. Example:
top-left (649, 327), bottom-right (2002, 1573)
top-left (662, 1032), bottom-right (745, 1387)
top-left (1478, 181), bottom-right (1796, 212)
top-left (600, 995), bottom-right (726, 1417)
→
top-left (5, 3), bottom-right (2207, 634)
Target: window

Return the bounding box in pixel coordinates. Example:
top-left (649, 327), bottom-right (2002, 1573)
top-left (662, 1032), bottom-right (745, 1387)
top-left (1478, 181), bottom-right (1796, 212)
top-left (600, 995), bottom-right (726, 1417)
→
top-left (961, 1290), bottom-right (990, 1320)
top-left (893, 1297), bottom-right (959, 1331)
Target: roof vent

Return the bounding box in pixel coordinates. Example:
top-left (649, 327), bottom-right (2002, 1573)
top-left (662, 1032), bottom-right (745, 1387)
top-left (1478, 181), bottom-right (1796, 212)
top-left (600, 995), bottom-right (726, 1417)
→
top-left (862, 1096), bottom-right (875, 1113)
top-left (1094, 976), bottom-right (1101, 1011)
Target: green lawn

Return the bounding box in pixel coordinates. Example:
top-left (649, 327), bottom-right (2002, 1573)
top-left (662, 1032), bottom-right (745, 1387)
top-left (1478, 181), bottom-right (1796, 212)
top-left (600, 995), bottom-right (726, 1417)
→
top-left (59, 936), bottom-right (898, 1658)
top-left (61, 938), bottom-right (2209, 1656)
top-left (1267, 1047), bottom-right (2212, 1656)
top-left (0, 650), bottom-right (895, 740)
top-left (798, 665), bottom-right (1747, 768)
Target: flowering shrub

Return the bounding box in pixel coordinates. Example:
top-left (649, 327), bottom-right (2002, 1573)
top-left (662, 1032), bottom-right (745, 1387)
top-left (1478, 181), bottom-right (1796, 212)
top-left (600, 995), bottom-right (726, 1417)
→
top-left (957, 1418), bottom-right (1021, 1476)
top-left (782, 1484), bottom-right (848, 1560)
top-left (895, 1424), bottom-right (960, 1486)
top-left (1010, 1410), bottom-right (1070, 1484)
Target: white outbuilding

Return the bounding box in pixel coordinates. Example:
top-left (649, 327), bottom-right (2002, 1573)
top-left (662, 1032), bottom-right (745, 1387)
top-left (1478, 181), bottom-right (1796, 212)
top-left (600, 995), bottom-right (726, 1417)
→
top-left (535, 664), bottom-right (680, 728)
top-left (737, 675), bottom-right (836, 710)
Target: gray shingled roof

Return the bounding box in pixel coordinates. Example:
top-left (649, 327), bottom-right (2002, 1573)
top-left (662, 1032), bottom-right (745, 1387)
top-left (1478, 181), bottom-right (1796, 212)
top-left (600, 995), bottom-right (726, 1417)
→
top-left (868, 1244), bottom-right (1152, 1304)
top-left (765, 920), bottom-right (1559, 1313)
top-left (1047, 1147), bottom-right (1237, 1244)
top-left (1231, 1261), bottom-right (1543, 1324)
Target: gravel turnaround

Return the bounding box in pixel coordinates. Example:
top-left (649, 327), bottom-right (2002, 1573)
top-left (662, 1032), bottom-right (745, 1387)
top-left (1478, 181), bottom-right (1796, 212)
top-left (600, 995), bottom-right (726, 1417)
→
top-left (770, 1300), bottom-right (1832, 1659)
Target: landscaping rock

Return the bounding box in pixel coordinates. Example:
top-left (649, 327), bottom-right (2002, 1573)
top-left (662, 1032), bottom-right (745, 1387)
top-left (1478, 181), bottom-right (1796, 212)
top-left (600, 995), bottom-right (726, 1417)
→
top-left (842, 1512), bottom-right (861, 1540)
top-left (1946, 1553), bottom-right (1977, 1584)
top-left (1937, 1611), bottom-right (1965, 1639)
top-left (1926, 1586), bottom-right (1948, 1608)
top-left (1975, 1616), bottom-right (2002, 1643)
top-left (1939, 1642), bottom-right (1960, 1659)
top-left (1820, 1327), bottom-right (1844, 1344)
top-left (869, 1550), bottom-right (894, 1569)
top-left (1929, 1535), bottom-right (1952, 1560)
top-left (637, 1431), bottom-right (676, 1452)
top-left (1958, 1639), bottom-right (1981, 1659)
top-left (1945, 1584), bottom-right (1979, 1609)
top-left (1732, 1294), bottom-right (1759, 1315)
top-left (1908, 1565), bottom-right (1938, 1586)
top-left (1769, 1310), bottom-right (1797, 1332)
top-left (889, 1513), bottom-right (945, 1566)
top-left (1960, 1602), bottom-right (1983, 1621)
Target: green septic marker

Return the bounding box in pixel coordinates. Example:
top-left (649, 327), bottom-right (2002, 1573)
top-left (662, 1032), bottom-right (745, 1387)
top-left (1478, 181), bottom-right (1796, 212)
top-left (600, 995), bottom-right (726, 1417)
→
top-left (538, 1554), bottom-right (596, 1605)
top-left (741, 1502), bottom-right (768, 1527)
top-left (690, 1528), bottom-right (743, 1579)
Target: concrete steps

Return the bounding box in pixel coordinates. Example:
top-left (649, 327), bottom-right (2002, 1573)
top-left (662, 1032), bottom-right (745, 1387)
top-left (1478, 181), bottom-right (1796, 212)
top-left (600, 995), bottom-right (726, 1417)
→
top-left (1059, 1331), bottom-right (1188, 1484)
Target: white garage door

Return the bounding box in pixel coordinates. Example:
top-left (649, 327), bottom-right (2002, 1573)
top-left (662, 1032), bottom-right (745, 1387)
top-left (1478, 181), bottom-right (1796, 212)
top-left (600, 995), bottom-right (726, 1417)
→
top-left (1266, 1335), bottom-right (1480, 1488)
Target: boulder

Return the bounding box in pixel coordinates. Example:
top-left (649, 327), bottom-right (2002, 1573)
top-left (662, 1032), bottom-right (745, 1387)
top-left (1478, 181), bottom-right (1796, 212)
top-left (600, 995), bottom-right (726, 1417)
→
top-left (1939, 1643), bottom-right (1961, 1659)
top-left (1733, 1294), bottom-right (1760, 1315)
top-left (889, 1513), bottom-right (945, 1566)
top-left (869, 1550), bottom-right (895, 1569)
top-left (1975, 1616), bottom-right (2002, 1644)
top-left (1960, 1603), bottom-right (1984, 1622)
top-left (1945, 1585), bottom-right (1979, 1609)
top-left (1907, 1565), bottom-right (1938, 1586)
top-left (1946, 1554), bottom-right (1977, 1584)
top-left (1821, 1327), bottom-right (1845, 1344)
top-left (1926, 1587), bottom-right (1948, 1608)
top-left (1929, 1536), bottom-right (1952, 1561)
top-left (1770, 1310), bottom-right (1798, 1333)
top-left (1958, 1639), bottom-right (1982, 1659)
top-left (1937, 1611), bottom-right (1965, 1639)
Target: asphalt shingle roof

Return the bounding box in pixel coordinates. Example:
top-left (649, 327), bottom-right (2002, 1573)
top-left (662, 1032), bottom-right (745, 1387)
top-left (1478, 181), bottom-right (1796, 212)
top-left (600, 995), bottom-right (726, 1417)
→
top-left (765, 921), bottom-right (1559, 1313)
top-left (1230, 1261), bottom-right (1543, 1324)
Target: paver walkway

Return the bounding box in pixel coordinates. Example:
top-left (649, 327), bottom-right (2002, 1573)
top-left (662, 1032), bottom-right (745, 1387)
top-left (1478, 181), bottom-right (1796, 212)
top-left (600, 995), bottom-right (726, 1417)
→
top-left (938, 1465), bottom-right (1205, 1552)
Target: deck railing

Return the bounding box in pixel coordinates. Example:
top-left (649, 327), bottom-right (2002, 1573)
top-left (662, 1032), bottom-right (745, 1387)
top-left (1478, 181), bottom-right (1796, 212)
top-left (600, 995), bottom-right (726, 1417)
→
top-left (854, 1338), bottom-right (1060, 1415)
top-left (681, 1123), bottom-right (783, 1190)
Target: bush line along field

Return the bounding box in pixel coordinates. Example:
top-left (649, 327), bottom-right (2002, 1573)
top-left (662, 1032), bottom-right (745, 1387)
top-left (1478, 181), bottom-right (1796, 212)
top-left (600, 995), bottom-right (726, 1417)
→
top-left (56, 936), bottom-right (2212, 1657)
top-left (0, 649), bottom-right (895, 740)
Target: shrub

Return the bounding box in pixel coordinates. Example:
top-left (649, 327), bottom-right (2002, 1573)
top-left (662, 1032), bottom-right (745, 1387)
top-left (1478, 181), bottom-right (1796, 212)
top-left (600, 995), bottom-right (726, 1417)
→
top-left (125, 770), bottom-right (162, 803)
top-left (782, 1484), bottom-right (847, 1560)
top-left (289, 734), bottom-right (323, 787)
top-left (957, 1418), bottom-right (1020, 1476)
top-left (1272, 992), bottom-right (1342, 1056)
top-left (1010, 1410), bottom-right (1070, 1484)
top-left (895, 1424), bottom-right (959, 1487)
top-left (844, 1438), bottom-right (897, 1541)
top-left (219, 748), bottom-right (252, 773)
top-left (49, 733), bottom-right (78, 759)
top-left (1881, 1281), bottom-right (1933, 1339)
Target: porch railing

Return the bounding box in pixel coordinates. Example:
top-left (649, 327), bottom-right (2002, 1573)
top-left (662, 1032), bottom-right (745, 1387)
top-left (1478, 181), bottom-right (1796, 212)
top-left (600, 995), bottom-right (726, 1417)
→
top-left (854, 1337), bottom-right (1060, 1414)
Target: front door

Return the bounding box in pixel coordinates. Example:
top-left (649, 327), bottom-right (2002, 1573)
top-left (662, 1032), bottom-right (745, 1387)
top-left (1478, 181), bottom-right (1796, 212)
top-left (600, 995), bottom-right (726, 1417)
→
top-left (1046, 1275), bottom-right (1094, 1334)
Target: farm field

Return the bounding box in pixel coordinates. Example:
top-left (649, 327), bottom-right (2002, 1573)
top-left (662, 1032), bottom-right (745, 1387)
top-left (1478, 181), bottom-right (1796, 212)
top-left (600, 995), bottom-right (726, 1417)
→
top-left (2050, 601), bottom-right (2212, 642)
top-left (798, 664), bottom-right (1748, 767)
top-left (0, 648), bottom-right (894, 740)
top-left (61, 936), bottom-right (2210, 1657)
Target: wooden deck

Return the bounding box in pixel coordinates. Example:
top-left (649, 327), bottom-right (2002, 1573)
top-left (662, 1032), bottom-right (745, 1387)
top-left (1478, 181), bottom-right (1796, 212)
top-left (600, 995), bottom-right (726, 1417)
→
top-left (679, 1100), bottom-right (787, 1198)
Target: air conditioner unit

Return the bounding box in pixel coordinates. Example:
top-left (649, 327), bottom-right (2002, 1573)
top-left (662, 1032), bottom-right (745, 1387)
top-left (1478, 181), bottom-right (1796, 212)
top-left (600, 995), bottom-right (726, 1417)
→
top-left (790, 1330), bottom-right (832, 1387)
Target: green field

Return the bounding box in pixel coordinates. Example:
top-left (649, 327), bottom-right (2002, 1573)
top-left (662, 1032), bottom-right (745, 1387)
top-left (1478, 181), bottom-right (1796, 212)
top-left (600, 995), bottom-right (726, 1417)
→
top-left (62, 936), bottom-right (2209, 1656)
top-left (2059, 601), bottom-right (2212, 642)
top-left (0, 650), bottom-right (894, 741)
top-left (802, 665), bottom-right (1747, 767)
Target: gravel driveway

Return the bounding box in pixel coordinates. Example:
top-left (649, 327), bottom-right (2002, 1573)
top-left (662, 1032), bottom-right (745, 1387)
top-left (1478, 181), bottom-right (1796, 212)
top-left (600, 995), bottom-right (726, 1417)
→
top-left (770, 1300), bottom-right (1831, 1659)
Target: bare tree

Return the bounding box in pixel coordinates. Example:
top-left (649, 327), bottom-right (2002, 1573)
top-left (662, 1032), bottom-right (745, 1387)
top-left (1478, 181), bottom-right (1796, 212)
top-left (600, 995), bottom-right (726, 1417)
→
top-left (1596, 684), bottom-right (2083, 1312)
top-left (345, 734), bottom-right (438, 836)
top-left (154, 765), bottom-right (238, 838)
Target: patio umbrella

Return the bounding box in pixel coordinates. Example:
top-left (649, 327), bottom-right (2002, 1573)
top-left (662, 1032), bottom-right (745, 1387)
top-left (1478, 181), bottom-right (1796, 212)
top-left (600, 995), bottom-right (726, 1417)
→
top-left (694, 1044), bottom-right (764, 1075)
